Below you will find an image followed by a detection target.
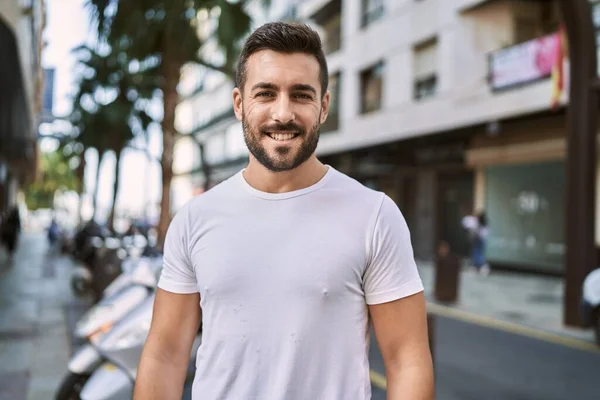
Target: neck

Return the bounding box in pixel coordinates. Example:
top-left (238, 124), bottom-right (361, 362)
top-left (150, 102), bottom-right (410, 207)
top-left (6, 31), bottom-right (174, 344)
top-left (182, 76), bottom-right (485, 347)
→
top-left (243, 155), bottom-right (328, 193)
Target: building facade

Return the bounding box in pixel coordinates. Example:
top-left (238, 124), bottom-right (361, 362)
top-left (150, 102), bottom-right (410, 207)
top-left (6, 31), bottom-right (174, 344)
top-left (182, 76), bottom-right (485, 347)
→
top-left (0, 0), bottom-right (46, 213)
top-left (173, 0), bottom-right (600, 274)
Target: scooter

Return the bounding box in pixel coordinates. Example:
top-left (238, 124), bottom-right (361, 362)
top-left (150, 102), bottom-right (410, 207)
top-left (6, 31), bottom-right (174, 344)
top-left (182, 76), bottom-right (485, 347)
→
top-left (79, 293), bottom-right (202, 400)
top-left (71, 234), bottom-right (150, 302)
top-left (581, 267), bottom-right (600, 346)
top-left (70, 236), bottom-right (126, 301)
top-left (55, 254), bottom-right (163, 400)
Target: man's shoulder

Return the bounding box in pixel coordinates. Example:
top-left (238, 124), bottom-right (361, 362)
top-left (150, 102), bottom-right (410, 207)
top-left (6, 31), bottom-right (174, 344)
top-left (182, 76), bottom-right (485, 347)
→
top-left (326, 168), bottom-right (385, 203)
top-left (175, 172), bottom-right (242, 218)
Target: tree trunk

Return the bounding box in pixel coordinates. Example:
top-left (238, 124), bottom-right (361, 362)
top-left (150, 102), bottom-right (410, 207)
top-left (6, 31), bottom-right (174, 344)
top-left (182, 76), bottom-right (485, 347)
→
top-left (76, 148), bottom-right (87, 225)
top-left (198, 143), bottom-right (211, 191)
top-left (92, 150), bottom-right (105, 221)
top-left (157, 60), bottom-right (182, 249)
top-left (108, 148), bottom-right (122, 232)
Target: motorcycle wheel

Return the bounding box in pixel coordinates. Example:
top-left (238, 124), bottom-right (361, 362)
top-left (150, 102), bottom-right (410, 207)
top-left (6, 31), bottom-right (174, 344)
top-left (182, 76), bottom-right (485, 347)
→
top-left (55, 372), bottom-right (90, 400)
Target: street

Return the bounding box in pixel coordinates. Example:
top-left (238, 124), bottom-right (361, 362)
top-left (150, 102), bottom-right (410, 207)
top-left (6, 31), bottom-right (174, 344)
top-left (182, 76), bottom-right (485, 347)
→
top-left (369, 316), bottom-right (600, 400)
top-left (2, 234), bottom-right (600, 400)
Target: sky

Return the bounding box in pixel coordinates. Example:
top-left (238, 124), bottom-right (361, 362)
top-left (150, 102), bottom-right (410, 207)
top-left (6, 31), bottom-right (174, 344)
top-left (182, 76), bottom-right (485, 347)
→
top-left (41, 0), bottom-right (162, 223)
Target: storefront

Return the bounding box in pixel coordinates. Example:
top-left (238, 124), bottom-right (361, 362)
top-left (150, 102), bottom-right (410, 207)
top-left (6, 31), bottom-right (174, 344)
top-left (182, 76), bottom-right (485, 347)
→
top-left (0, 17), bottom-right (35, 213)
top-left (322, 131), bottom-right (474, 261)
top-left (466, 112), bottom-right (568, 273)
top-left (485, 161), bottom-right (565, 273)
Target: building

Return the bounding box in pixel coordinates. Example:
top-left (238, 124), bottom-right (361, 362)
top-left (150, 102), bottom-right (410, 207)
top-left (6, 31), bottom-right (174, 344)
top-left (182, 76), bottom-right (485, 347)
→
top-left (0, 0), bottom-right (46, 213)
top-left (173, 0), bottom-right (599, 274)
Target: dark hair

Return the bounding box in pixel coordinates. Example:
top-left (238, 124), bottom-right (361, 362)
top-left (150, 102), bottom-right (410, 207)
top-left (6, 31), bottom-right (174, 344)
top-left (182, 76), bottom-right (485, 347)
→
top-left (236, 22), bottom-right (329, 97)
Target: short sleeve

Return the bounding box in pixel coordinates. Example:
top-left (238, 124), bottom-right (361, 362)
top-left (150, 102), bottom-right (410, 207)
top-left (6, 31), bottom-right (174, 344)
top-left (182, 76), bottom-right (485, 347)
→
top-left (157, 204), bottom-right (199, 294)
top-left (363, 194), bottom-right (424, 305)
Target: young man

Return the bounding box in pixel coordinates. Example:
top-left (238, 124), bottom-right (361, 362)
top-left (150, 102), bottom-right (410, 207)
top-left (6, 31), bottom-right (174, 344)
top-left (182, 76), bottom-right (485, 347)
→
top-left (134, 22), bottom-right (434, 400)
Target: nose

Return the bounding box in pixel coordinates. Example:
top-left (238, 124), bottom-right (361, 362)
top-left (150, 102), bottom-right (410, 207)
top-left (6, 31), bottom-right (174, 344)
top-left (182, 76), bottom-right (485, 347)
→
top-left (271, 95), bottom-right (295, 124)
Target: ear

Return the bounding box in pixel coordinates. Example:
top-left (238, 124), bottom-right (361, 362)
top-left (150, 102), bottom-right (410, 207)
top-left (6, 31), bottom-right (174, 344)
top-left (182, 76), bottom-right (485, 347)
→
top-left (233, 88), bottom-right (243, 121)
top-left (319, 90), bottom-right (331, 124)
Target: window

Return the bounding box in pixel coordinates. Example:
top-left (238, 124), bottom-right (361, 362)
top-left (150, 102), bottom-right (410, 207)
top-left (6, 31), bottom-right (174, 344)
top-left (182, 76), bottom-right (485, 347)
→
top-left (322, 72), bottom-right (341, 133)
top-left (413, 38), bottom-right (438, 101)
top-left (515, 16), bottom-right (540, 44)
top-left (361, 0), bottom-right (384, 28)
top-left (360, 61), bottom-right (384, 114)
top-left (323, 14), bottom-right (342, 54)
top-left (593, 1), bottom-right (600, 76)
top-left (310, 0), bottom-right (343, 54)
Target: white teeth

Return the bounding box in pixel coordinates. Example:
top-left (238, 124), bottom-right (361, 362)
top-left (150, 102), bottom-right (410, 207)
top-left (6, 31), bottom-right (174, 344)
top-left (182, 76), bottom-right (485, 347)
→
top-left (270, 133), bottom-right (296, 141)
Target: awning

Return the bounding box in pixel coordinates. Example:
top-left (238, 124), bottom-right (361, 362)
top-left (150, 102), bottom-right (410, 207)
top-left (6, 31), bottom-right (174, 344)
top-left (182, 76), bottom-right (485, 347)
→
top-left (0, 16), bottom-right (34, 163)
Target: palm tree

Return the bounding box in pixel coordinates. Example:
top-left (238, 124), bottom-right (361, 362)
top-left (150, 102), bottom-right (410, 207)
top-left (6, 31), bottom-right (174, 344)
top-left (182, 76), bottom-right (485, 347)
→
top-left (70, 102), bottom-right (109, 221)
top-left (87, 0), bottom-right (255, 247)
top-left (71, 44), bottom-right (156, 229)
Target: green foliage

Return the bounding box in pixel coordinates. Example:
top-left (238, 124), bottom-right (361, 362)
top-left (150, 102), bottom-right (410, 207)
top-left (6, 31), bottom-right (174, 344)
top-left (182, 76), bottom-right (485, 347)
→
top-left (69, 42), bottom-right (157, 223)
top-left (83, 0), bottom-right (269, 241)
top-left (70, 43), bottom-right (157, 156)
top-left (25, 148), bottom-right (81, 210)
top-left (86, 0), bottom-right (256, 79)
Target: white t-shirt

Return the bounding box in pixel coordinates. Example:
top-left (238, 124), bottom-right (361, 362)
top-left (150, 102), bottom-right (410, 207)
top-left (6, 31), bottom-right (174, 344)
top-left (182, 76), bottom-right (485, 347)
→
top-left (158, 166), bottom-right (424, 400)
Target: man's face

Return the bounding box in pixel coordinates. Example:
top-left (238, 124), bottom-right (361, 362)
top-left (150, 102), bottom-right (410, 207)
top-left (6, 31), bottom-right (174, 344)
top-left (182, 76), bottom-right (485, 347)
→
top-left (233, 50), bottom-right (330, 172)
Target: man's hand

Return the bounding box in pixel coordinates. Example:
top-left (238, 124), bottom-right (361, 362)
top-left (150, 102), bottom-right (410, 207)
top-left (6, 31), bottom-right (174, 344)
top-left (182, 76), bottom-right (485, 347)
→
top-left (369, 291), bottom-right (434, 400)
top-left (133, 288), bottom-right (201, 400)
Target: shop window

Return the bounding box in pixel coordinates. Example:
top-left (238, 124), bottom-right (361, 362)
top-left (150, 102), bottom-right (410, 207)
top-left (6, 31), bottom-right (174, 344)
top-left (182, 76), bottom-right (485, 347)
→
top-left (360, 61), bottom-right (384, 114)
top-left (593, 1), bottom-right (600, 75)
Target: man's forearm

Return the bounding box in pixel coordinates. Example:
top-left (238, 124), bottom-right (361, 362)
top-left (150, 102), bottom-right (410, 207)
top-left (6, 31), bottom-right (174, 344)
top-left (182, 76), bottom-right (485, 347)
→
top-left (386, 364), bottom-right (434, 400)
top-left (133, 352), bottom-right (189, 400)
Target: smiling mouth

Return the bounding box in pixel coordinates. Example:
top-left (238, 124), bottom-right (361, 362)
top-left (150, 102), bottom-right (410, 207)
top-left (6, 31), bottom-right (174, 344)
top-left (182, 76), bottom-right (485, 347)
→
top-left (266, 132), bottom-right (300, 141)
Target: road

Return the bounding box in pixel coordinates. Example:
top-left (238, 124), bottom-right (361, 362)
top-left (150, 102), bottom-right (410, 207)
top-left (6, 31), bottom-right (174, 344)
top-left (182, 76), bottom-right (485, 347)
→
top-left (369, 316), bottom-right (600, 400)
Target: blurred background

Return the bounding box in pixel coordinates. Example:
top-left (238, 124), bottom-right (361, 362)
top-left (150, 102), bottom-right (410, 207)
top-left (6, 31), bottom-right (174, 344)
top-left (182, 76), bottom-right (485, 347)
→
top-left (1, 0), bottom-right (600, 399)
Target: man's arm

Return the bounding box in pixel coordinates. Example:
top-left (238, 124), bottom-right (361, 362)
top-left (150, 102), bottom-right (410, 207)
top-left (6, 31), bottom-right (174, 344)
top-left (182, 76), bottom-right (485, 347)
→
top-left (133, 288), bottom-right (201, 400)
top-left (369, 291), bottom-right (434, 400)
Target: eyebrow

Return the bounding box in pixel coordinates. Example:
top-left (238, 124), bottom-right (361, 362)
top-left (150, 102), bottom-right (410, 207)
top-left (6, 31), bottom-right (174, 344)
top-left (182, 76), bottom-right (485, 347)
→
top-left (251, 82), bottom-right (318, 96)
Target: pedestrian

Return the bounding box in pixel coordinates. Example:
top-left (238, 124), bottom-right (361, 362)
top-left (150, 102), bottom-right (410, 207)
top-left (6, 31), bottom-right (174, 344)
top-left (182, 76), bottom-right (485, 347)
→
top-left (472, 212), bottom-right (490, 276)
top-left (47, 218), bottom-right (60, 251)
top-left (134, 22), bottom-right (434, 400)
top-left (1, 206), bottom-right (21, 263)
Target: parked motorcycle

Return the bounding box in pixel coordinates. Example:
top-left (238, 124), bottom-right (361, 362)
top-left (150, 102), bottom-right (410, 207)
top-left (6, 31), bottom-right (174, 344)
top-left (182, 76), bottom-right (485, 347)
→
top-left (71, 234), bottom-right (151, 302)
top-left (70, 236), bottom-right (124, 301)
top-left (79, 293), bottom-right (202, 400)
top-left (55, 254), bottom-right (163, 400)
top-left (581, 267), bottom-right (600, 345)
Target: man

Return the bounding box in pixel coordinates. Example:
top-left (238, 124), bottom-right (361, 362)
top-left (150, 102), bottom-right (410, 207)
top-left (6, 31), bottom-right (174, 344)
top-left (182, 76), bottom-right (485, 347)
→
top-left (135, 22), bottom-right (434, 400)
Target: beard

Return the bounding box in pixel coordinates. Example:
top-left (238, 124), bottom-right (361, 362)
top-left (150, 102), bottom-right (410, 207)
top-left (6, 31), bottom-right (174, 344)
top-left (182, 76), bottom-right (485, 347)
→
top-left (242, 112), bottom-right (321, 173)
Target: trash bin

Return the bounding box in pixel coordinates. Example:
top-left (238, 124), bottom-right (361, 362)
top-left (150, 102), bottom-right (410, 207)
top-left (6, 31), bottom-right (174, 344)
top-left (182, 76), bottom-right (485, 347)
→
top-left (434, 241), bottom-right (461, 303)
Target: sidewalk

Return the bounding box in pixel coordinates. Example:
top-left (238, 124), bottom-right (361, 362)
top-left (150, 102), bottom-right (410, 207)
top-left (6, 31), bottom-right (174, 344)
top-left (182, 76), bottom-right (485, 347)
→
top-left (0, 232), bottom-right (81, 400)
top-left (417, 260), bottom-right (596, 344)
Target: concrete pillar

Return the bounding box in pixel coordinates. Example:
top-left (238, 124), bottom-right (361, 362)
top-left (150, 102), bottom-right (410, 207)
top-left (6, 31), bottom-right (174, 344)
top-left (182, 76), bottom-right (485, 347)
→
top-left (474, 167), bottom-right (486, 212)
top-left (413, 170), bottom-right (436, 260)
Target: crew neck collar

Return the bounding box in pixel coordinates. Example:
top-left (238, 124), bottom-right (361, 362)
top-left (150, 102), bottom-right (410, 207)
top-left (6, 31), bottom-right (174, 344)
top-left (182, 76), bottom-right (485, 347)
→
top-left (238, 165), bottom-right (334, 200)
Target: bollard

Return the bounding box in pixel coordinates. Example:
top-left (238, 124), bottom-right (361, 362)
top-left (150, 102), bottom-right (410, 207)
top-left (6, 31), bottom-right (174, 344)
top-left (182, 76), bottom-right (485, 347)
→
top-left (434, 241), bottom-right (461, 304)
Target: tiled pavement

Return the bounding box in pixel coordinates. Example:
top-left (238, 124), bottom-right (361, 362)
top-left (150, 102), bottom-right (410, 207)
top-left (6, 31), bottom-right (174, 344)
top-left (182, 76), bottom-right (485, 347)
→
top-left (0, 232), bottom-right (87, 400)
